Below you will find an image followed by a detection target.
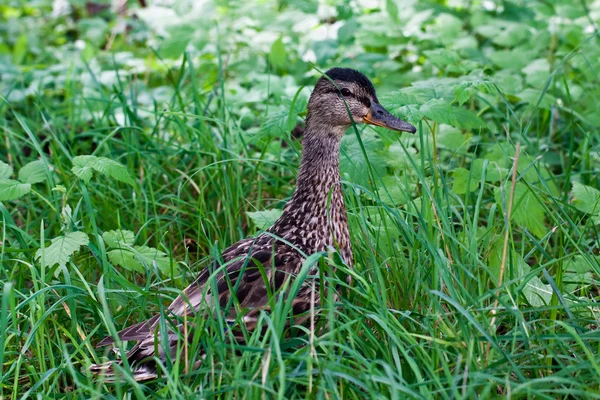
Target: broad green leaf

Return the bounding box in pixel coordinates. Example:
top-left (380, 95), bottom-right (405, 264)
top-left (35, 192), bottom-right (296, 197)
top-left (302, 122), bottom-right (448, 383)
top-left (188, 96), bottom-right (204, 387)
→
top-left (340, 133), bottom-right (386, 188)
top-left (312, 40), bottom-right (338, 64)
top-left (102, 229), bottom-right (136, 247)
top-left (385, 143), bottom-right (418, 170)
top-left (523, 276), bottom-right (552, 307)
top-left (107, 245), bottom-right (170, 274)
top-left (377, 175), bottom-right (413, 206)
top-left (453, 160), bottom-right (507, 195)
top-left (0, 161), bottom-right (13, 179)
top-left (385, 0), bottom-right (398, 21)
top-left (453, 107), bottom-right (487, 129)
top-left (424, 49), bottom-right (460, 68)
top-left (35, 231), bottom-right (89, 269)
top-left (396, 104), bottom-right (423, 125)
top-left (437, 130), bottom-right (468, 152)
top-left (338, 19), bottom-right (360, 44)
top-left (454, 79), bottom-right (496, 106)
top-left (495, 183), bottom-right (547, 238)
top-left (158, 24), bottom-right (195, 59)
top-left (488, 48), bottom-right (530, 70)
top-left (18, 160), bottom-right (48, 184)
top-left (420, 99), bottom-right (457, 126)
top-left (571, 182), bottom-right (600, 224)
top-left (516, 88), bottom-right (556, 109)
top-left (0, 179), bottom-right (31, 201)
top-left (247, 209), bottom-right (283, 230)
top-left (486, 239), bottom-right (530, 284)
top-left (71, 155), bottom-right (95, 183)
top-left (565, 255), bottom-right (599, 276)
top-left (452, 168), bottom-right (472, 195)
top-left (269, 37), bottom-right (287, 69)
top-left (72, 155), bottom-right (134, 185)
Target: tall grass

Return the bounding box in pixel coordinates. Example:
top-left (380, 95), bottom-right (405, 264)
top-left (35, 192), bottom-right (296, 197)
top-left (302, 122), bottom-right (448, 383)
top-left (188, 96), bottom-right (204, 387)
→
top-left (2, 12), bottom-right (600, 400)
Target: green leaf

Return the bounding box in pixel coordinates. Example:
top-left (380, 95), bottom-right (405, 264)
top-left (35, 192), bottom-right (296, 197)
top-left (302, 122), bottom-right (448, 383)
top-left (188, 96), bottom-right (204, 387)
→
top-left (516, 88), bottom-right (556, 109)
top-left (247, 209), bottom-right (283, 230)
top-left (452, 168), bottom-right (472, 195)
top-left (269, 37), bottom-right (287, 69)
top-left (0, 161), bottom-right (13, 179)
top-left (571, 182), bottom-right (600, 224)
top-left (18, 160), bottom-right (48, 184)
top-left (35, 232), bottom-right (89, 269)
top-left (72, 155), bottom-right (134, 185)
top-left (107, 245), bottom-right (171, 274)
top-left (0, 179), bottom-right (31, 201)
top-left (523, 276), bottom-right (552, 307)
top-left (340, 133), bottom-right (386, 188)
top-left (424, 49), bottom-right (460, 68)
top-left (71, 156), bottom-right (95, 183)
top-left (385, 143), bottom-right (418, 170)
top-left (102, 229), bottom-right (136, 247)
top-left (454, 79), bottom-right (496, 106)
top-left (453, 107), bottom-right (487, 129)
top-left (13, 34), bottom-right (28, 65)
top-left (565, 255), bottom-right (599, 276)
top-left (338, 19), bottom-right (360, 44)
top-left (495, 183), bottom-right (547, 238)
top-left (377, 175), bottom-right (413, 206)
top-left (157, 24), bottom-right (195, 59)
top-left (385, 0), bottom-right (398, 21)
top-left (420, 99), bottom-right (457, 126)
top-left (396, 104), bottom-right (423, 125)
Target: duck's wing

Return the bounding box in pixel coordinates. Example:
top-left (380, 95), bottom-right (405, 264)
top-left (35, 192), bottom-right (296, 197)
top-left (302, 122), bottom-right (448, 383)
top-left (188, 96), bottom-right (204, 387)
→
top-left (91, 235), bottom-right (309, 381)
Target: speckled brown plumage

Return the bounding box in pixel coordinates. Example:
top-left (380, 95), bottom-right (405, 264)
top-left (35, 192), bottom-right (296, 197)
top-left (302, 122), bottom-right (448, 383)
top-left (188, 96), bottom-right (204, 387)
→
top-left (90, 67), bottom-right (416, 381)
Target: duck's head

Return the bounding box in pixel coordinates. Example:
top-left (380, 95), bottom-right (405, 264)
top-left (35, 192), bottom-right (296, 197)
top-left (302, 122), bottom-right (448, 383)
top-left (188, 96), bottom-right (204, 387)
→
top-left (306, 67), bottom-right (416, 134)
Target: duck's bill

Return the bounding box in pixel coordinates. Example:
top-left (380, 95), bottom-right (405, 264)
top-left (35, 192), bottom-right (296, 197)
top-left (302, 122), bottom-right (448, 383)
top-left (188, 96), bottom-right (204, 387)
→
top-left (363, 103), bottom-right (416, 133)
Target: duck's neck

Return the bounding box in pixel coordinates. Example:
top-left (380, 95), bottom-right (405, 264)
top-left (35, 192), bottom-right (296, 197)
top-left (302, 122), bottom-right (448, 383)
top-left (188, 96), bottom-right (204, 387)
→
top-left (270, 123), bottom-right (353, 264)
top-left (292, 124), bottom-right (344, 205)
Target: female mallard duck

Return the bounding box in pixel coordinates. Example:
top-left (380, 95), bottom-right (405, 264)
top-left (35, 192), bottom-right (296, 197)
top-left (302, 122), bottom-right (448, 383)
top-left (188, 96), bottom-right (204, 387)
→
top-left (91, 68), bottom-right (416, 381)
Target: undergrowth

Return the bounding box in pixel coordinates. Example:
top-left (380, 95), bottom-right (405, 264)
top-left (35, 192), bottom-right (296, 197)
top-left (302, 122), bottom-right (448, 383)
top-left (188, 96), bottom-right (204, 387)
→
top-left (1, 0), bottom-right (600, 398)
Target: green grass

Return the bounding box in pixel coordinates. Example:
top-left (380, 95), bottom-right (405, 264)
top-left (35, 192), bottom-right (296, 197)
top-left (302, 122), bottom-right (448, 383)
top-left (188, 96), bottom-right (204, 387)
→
top-left (2, 0), bottom-right (600, 398)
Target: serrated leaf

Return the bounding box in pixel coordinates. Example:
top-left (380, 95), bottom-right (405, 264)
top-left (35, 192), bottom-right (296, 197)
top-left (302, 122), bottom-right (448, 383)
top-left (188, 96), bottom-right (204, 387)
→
top-left (396, 104), bottom-right (423, 125)
top-left (35, 231), bottom-right (89, 269)
top-left (420, 99), bottom-right (457, 126)
top-left (0, 161), bottom-right (13, 179)
top-left (0, 179), bottom-right (31, 201)
top-left (495, 183), bottom-right (547, 238)
top-left (18, 160), bottom-right (48, 184)
top-left (571, 182), bottom-right (600, 224)
top-left (107, 245), bottom-right (170, 274)
top-left (454, 79), bottom-right (496, 106)
top-left (72, 155), bottom-right (134, 185)
top-left (72, 156), bottom-right (95, 183)
top-left (247, 209), bottom-right (283, 230)
top-left (103, 229), bottom-right (135, 247)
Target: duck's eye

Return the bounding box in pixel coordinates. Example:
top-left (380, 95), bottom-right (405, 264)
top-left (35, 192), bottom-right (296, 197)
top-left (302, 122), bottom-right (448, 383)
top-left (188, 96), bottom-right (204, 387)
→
top-left (341, 88), bottom-right (352, 97)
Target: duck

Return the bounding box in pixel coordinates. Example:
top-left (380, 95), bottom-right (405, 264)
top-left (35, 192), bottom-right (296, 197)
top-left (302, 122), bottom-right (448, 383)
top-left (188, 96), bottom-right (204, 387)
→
top-left (90, 67), bottom-right (416, 381)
